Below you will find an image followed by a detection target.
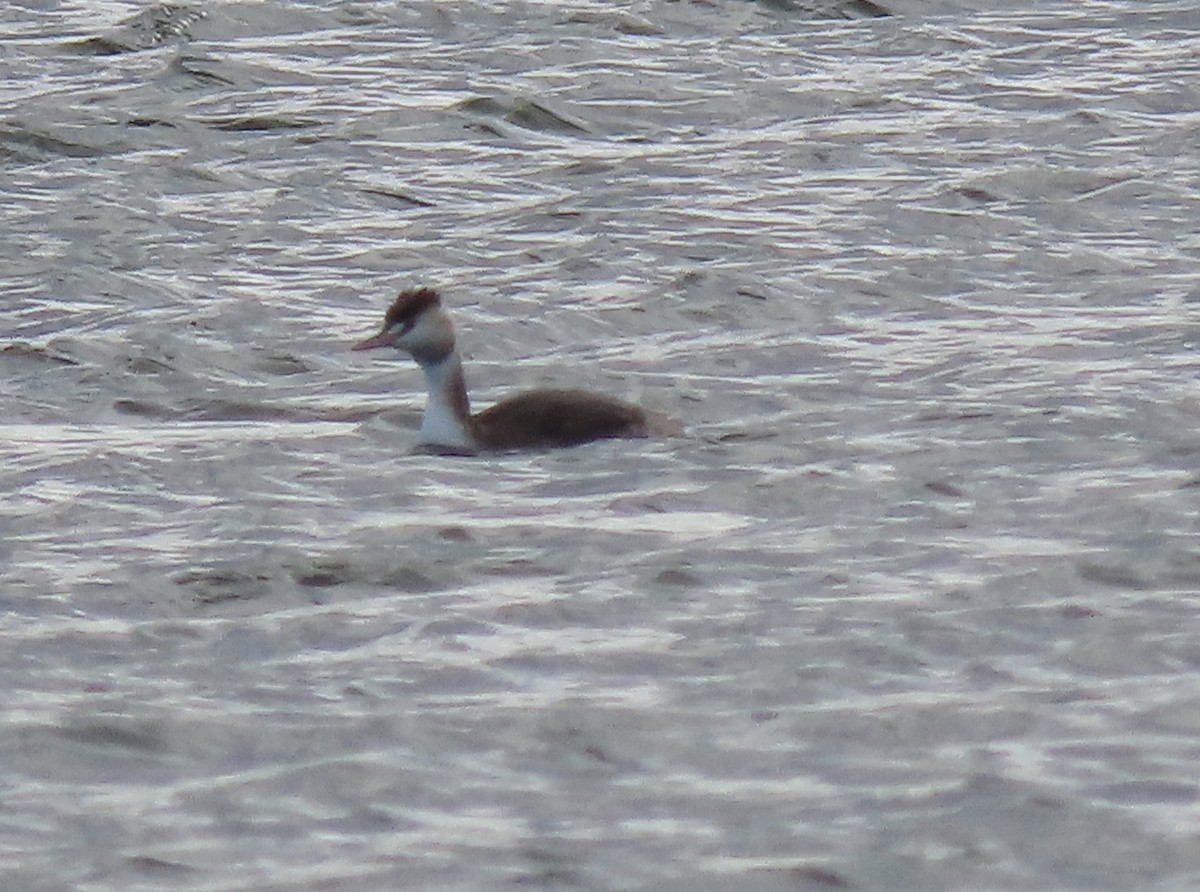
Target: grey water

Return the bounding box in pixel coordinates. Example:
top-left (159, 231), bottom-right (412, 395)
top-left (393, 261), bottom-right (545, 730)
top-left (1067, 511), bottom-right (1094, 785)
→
top-left (2, 0), bottom-right (1200, 889)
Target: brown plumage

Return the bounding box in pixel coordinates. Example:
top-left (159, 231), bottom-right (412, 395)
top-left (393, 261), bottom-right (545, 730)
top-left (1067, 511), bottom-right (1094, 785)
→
top-left (472, 388), bottom-right (649, 449)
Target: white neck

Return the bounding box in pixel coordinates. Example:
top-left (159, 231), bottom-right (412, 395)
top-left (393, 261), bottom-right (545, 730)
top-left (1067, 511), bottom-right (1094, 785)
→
top-left (416, 350), bottom-right (476, 451)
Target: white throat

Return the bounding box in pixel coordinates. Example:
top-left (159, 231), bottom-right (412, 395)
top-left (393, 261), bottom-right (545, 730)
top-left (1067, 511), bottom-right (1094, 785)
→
top-left (416, 351), bottom-right (476, 451)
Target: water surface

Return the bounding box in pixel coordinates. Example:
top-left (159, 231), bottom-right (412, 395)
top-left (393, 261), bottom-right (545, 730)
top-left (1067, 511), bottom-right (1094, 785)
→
top-left (2, 1), bottom-right (1200, 889)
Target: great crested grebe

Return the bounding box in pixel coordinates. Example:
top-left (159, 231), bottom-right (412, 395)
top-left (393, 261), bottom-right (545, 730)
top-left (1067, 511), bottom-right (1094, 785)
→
top-left (352, 287), bottom-right (671, 453)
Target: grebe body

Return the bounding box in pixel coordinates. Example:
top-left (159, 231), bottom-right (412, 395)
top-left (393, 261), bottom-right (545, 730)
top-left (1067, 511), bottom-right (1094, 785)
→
top-left (352, 288), bottom-right (663, 453)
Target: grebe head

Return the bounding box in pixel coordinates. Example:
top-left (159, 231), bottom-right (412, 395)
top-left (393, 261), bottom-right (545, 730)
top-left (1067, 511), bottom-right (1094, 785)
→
top-left (352, 287), bottom-right (456, 365)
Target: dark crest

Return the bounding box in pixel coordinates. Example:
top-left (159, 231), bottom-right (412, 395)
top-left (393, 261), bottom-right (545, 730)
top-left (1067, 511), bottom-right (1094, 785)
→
top-left (383, 287), bottom-right (441, 332)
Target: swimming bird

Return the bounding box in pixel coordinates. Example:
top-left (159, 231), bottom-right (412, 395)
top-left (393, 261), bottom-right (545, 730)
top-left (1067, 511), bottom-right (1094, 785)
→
top-left (352, 287), bottom-right (670, 453)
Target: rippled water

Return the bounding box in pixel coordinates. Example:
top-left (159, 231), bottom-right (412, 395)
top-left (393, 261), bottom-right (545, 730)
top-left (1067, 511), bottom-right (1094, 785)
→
top-left (3, 1), bottom-right (1200, 889)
